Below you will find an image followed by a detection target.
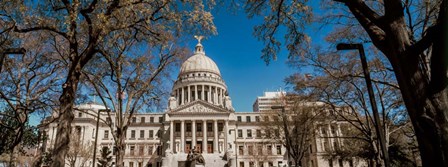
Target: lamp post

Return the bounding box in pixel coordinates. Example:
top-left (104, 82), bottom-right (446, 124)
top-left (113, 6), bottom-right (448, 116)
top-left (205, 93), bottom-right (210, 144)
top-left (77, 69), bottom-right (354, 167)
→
top-left (228, 124), bottom-right (238, 167)
top-left (92, 109), bottom-right (108, 167)
top-left (0, 48), bottom-right (26, 73)
top-left (271, 106), bottom-right (291, 167)
top-left (336, 43), bottom-right (390, 167)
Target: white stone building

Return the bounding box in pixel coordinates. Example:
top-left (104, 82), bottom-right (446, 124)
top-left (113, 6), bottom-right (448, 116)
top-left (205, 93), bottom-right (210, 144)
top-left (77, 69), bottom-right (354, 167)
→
top-left (41, 41), bottom-right (365, 167)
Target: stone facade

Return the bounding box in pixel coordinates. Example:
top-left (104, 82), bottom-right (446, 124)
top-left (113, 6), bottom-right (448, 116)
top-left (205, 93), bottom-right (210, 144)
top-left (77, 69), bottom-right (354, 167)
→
top-left (40, 41), bottom-right (365, 167)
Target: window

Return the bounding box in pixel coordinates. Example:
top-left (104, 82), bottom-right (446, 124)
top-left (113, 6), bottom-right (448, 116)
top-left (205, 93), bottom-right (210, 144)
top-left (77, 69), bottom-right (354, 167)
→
top-left (329, 159), bottom-right (333, 167)
top-left (176, 123), bottom-right (181, 132)
top-left (267, 145), bottom-right (272, 155)
top-left (197, 123), bottom-right (202, 132)
top-left (207, 123), bottom-right (212, 132)
top-left (149, 130), bottom-right (154, 138)
top-left (239, 146), bottom-right (244, 155)
top-left (158, 117), bottom-right (163, 123)
top-left (129, 162), bottom-right (134, 167)
top-left (78, 112), bottom-right (82, 117)
top-left (141, 117), bottom-right (145, 123)
top-left (246, 116), bottom-right (251, 122)
top-left (104, 130), bottom-right (109, 139)
top-left (148, 146), bottom-right (153, 155)
top-left (237, 116), bottom-right (242, 122)
top-left (256, 130), bottom-right (261, 138)
top-left (92, 128), bottom-right (95, 138)
top-left (278, 161), bottom-right (282, 167)
top-left (240, 162), bottom-right (245, 167)
top-left (138, 162), bottom-right (143, 167)
top-left (321, 126), bottom-right (327, 135)
top-left (218, 123), bottom-right (223, 131)
top-left (186, 123), bottom-right (192, 132)
top-left (268, 162), bottom-right (273, 167)
top-left (331, 125), bottom-right (337, 135)
top-left (247, 129), bottom-right (252, 138)
top-left (238, 129), bottom-right (243, 138)
top-left (106, 117), bottom-right (113, 126)
top-left (248, 145), bottom-right (254, 155)
top-left (130, 146), bottom-right (135, 156)
top-left (140, 130), bottom-right (144, 139)
top-left (139, 145), bottom-right (144, 155)
top-left (264, 116), bottom-right (269, 122)
top-left (249, 161), bottom-right (255, 167)
top-left (132, 117), bottom-right (136, 123)
top-left (131, 130), bottom-right (136, 139)
top-left (255, 116), bottom-right (260, 122)
top-left (258, 161), bottom-right (264, 167)
top-left (257, 145), bottom-right (263, 155)
top-left (276, 145), bottom-right (282, 155)
top-left (150, 117), bottom-right (154, 123)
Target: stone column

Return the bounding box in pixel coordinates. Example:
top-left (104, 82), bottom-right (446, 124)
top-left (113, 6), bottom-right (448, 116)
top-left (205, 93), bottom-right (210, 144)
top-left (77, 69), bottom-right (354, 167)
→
top-left (214, 87), bottom-right (218, 104)
top-left (214, 120), bottom-right (218, 153)
top-left (203, 120), bottom-right (207, 153)
top-left (201, 85), bottom-right (205, 101)
top-left (208, 86), bottom-right (212, 103)
top-left (177, 89), bottom-right (180, 105)
top-left (224, 120), bottom-right (228, 152)
top-left (220, 89), bottom-right (224, 105)
top-left (187, 86), bottom-right (191, 103)
top-left (192, 120), bottom-right (196, 149)
top-left (195, 85), bottom-right (198, 101)
top-left (181, 120), bottom-right (185, 153)
top-left (170, 121), bottom-right (174, 152)
top-left (181, 87), bottom-right (185, 105)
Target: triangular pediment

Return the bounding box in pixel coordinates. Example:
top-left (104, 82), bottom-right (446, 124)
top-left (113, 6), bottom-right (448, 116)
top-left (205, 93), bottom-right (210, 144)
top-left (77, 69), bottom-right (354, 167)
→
top-left (170, 100), bottom-right (230, 114)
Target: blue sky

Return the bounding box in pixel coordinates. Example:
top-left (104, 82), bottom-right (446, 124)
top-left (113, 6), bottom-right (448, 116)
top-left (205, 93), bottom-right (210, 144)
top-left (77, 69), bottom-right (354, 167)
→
top-left (175, 4), bottom-right (328, 112)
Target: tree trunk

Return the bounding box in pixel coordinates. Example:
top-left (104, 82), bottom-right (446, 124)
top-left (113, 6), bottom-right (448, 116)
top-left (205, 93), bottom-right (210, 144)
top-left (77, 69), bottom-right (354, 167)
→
top-left (50, 63), bottom-right (81, 167)
top-left (115, 130), bottom-right (126, 167)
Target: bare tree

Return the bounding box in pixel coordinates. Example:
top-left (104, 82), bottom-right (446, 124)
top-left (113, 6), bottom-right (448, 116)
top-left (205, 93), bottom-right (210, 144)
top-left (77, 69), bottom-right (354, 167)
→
top-left (1, 1), bottom-right (216, 166)
top-left (82, 35), bottom-right (185, 166)
top-left (243, 0), bottom-right (447, 165)
top-left (66, 130), bottom-right (93, 167)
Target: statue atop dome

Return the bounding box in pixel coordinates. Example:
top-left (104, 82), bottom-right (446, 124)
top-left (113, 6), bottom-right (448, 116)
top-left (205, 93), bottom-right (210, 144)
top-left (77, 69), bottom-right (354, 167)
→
top-left (194, 35), bottom-right (204, 44)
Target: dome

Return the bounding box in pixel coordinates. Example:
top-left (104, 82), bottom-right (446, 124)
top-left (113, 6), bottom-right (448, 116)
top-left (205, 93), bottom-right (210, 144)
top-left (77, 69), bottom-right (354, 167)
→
top-left (179, 44), bottom-right (221, 76)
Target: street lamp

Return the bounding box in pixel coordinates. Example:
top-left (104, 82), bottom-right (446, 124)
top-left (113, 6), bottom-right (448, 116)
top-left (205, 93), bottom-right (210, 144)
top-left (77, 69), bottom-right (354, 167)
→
top-left (92, 109), bottom-right (109, 167)
top-left (0, 48), bottom-right (26, 73)
top-left (271, 106), bottom-right (291, 167)
top-left (228, 124), bottom-right (238, 167)
top-left (336, 43), bottom-right (390, 167)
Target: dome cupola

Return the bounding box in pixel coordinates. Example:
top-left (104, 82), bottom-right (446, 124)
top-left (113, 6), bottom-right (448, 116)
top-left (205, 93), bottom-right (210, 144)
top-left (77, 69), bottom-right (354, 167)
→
top-left (168, 37), bottom-right (234, 111)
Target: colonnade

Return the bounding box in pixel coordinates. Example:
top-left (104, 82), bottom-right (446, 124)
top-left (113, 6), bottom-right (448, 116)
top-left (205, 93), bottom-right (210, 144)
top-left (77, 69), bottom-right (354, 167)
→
top-left (169, 119), bottom-right (228, 154)
top-left (175, 85), bottom-right (225, 105)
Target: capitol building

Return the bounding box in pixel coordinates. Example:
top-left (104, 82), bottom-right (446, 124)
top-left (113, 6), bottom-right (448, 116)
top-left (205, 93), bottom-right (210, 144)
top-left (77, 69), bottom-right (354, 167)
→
top-left (41, 41), bottom-right (360, 167)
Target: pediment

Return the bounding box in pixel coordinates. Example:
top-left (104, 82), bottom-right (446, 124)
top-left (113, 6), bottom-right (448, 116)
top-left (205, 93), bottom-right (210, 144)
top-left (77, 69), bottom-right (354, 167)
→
top-left (170, 100), bottom-right (230, 114)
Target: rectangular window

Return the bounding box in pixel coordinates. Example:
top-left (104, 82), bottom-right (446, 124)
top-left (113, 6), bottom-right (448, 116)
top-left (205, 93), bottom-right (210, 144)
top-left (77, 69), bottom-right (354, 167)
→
top-left (141, 117), bottom-right (145, 123)
top-left (257, 145), bottom-right (263, 155)
top-left (158, 117), bottom-right (163, 123)
top-left (329, 159), bottom-right (333, 167)
top-left (104, 130), bottom-right (109, 139)
top-left (140, 130), bottom-right (144, 139)
top-left (197, 123), bottom-right (202, 132)
top-left (131, 130), bottom-right (136, 139)
top-left (176, 123), bottom-right (181, 132)
top-left (130, 146), bottom-right (135, 156)
top-left (148, 146), bottom-right (153, 155)
top-left (150, 117), bottom-right (154, 123)
top-left (339, 159), bottom-right (343, 167)
top-left (255, 116), bottom-right (260, 122)
top-left (149, 130), bottom-right (154, 138)
top-left (207, 123), bottom-right (213, 132)
top-left (139, 145), bottom-right (144, 155)
top-left (237, 116), bottom-right (242, 122)
top-left (276, 145), bottom-right (282, 155)
top-left (186, 123), bottom-right (191, 132)
top-left (248, 145), bottom-right (254, 155)
top-left (246, 116), bottom-right (251, 122)
top-left (268, 162), bottom-right (273, 167)
top-left (247, 129), bottom-right (252, 138)
top-left (264, 116), bottom-right (269, 122)
top-left (240, 162), bottom-right (245, 167)
top-left (267, 145), bottom-right (272, 155)
top-left (238, 129), bottom-right (243, 138)
top-left (78, 112), bottom-right (82, 117)
top-left (256, 130), bottom-right (261, 138)
top-left (278, 161), bottom-right (282, 167)
top-left (218, 123), bottom-right (223, 132)
top-left (132, 117), bottom-right (136, 123)
top-left (129, 162), bottom-right (134, 167)
top-left (239, 146), bottom-right (244, 155)
top-left (249, 161), bottom-right (255, 167)
top-left (259, 161), bottom-right (264, 167)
